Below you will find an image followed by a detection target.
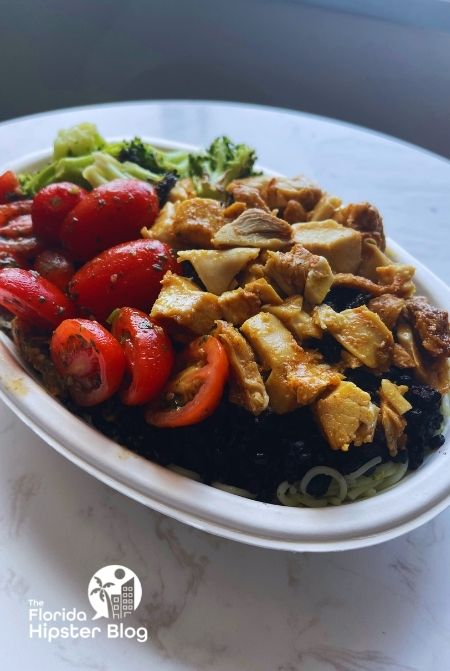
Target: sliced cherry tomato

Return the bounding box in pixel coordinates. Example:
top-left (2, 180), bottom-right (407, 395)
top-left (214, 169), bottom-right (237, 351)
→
top-left (34, 250), bottom-right (75, 291)
top-left (0, 250), bottom-right (26, 269)
top-left (110, 307), bottom-right (174, 405)
top-left (147, 335), bottom-right (229, 428)
top-left (69, 239), bottom-right (180, 323)
top-left (31, 182), bottom-right (87, 245)
top-left (1, 214), bottom-right (33, 238)
top-left (0, 200), bottom-right (32, 226)
top-left (61, 179), bottom-right (159, 262)
top-left (0, 268), bottom-right (76, 330)
top-left (0, 171), bottom-right (20, 203)
top-left (50, 318), bottom-right (126, 406)
top-left (0, 236), bottom-right (44, 261)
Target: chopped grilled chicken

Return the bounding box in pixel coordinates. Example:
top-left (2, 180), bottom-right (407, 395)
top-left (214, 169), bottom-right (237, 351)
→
top-left (396, 321), bottom-right (426, 372)
top-left (238, 261), bottom-right (266, 285)
top-left (142, 201), bottom-right (179, 248)
top-left (241, 312), bottom-right (341, 412)
top-left (173, 197), bottom-right (225, 248)
top-left (283, 200), bottom-right (308, 223)
top-left (150, 272), bottom-right (221, 341)
top-left (214, 320), bottom-right (269, 415)
top-left (213, 208), bottom-right (293, 249)
top-left (315, 381), bottom-right (379, 452)
top-left (380, 379), bottom-right (412, 415)
top-left (177, 248), bottom-right (259, 295)
top-left (264, 244), bottom-right (333, 305)
top-left (314, 304), bottom-right (394, 370)
top-left (265, 176), bottom-right (323, 212)
top-left (227, 182), bottom-right (270, 212)
top-left (376, 264), bottom-right (416, 298)
top-left (406, 296), bottom-right (450, 357)
top-left (168, 177), bottom-right (196, 202)
top-left (222, 201), bottom-right (247, 219)
top-left (397, 321), bottom-right (450, 393)
top-left (219, 287), bottom-right (262, 326)
top-left (392, 343), bottom-right (416, 368)
top-left (368, 294), bottom-right (405, 329)
top-left (228, 175), bottom-right (271, 193)
top-left (332, 263), bottom-right (415, 297)
top-left (308, 195), bottom-right (342, 222)
top-left (379, 379), bottom-right (411, 456)
top-left (244, 278), bottom-right (283, 305)
top-left (426, 356), bottom-right (450, 394)
top-left (336, 202), bottom-right (386, 250)
top-left (291, 220), bottom-right (362, 273)
top-left (262, 296), bottom-right (322, 341)
top-left (357, 238), bottom-right (393, 281)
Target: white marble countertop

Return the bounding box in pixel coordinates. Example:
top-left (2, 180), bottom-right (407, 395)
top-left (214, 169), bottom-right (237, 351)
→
top-left (1, 101), bottom-right (450, 670)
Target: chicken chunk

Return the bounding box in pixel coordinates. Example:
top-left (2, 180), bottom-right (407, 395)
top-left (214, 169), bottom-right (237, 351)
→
top-left (262, 296), bottom-right (322, 341)
top-left (264, 244), bottom-right (333, 305)
top-left (283, 199), bottom-right (308, 223)
top-left (265, 176), bottom-right (323, 212)
top-left (213, 208), bottom-right (293, 249)
top-left (368, 294), bottom-right (405, 329)
top-left (314, 304), bottom-right (394, 370)
top-left (214, 320), bottom-right (269, 415)
top-left (332, 263), bottom-right (415, 298)
top-left (379, 379), bottom-right (411, 456)
top-left (316, 381), bottom-right (379, 452)
top-left (241, 312), bottom-right (341, 412)
top-left (376, 264), bottom-right (416, 298)
top-left (292, 220), bottom-right (362, 273)
top-left (244, 278), bottom-right (283, 305)
top-left (336, 202), bottom-right (386, 250)
top-left (218, 287), bottom-right (262, 326)
top-left (173, 197), bottom-right (224, 248)
top-left (168, 177), bottom-right (196, 203)
top-left (308, 195), bottom-right (342, 222)
top-left (177, 248), bottom-right (259, 295)
top-left (142, 201), bottom-right (179, 248)
top-left (150, 272), bottom-right (221, 340)
top-left (406, 296), bottom-right (450, 357)
top-left (227, 182), bottom-right (270, 212)
top-left (357, 238), bottom-right (393, 281)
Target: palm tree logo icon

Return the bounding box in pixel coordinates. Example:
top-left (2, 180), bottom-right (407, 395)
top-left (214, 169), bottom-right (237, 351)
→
top-left (88, 565), bottom-right (142, 620)
top-left (90, 575), bottom-right (116, 619)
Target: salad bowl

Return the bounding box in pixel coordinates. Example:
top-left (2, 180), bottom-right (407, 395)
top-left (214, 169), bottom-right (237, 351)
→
top-left (0, 140), bottom-right (448, 552)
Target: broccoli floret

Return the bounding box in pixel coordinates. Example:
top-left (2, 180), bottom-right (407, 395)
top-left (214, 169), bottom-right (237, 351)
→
top-left (53, 122), bottom-right (106, 160)
top-left (82, 152), bottom-right (169, 189)
top-left (106, 138), bottom-right (191, 177)
top-left (189, 136), bottom-right (258, 199)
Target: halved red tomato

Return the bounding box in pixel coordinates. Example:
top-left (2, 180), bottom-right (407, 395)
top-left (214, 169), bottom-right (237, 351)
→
top-left (31, 182), bottom-right (87, 244)
top-left (60, 179), bottom-right (159, 261)
top-left (146, 335), bottom-right (229, 428)
top-left (0, 268), bottom-right (76, 330)
top-left (110, 307), bottom-right (174, 405)
top-left (68, 239), bottom-right (180, 323)
top-left (50, 318), bottom-right (126, 406)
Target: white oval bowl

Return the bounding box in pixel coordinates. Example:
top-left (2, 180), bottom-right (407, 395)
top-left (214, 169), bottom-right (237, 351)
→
top-left (0, 141), bottom-right (449, 552)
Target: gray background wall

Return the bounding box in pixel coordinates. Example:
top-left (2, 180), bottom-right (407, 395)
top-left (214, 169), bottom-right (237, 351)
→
top-left (1, 0), bottom-right (450, 157)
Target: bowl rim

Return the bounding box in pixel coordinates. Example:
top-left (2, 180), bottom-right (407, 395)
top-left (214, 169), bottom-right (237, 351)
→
top-left (0, 140), bottom-right (449, 552)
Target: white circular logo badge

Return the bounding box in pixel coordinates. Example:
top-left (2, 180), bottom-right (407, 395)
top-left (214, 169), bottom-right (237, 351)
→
top-left (88, 565), bottom-right (142, 620)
